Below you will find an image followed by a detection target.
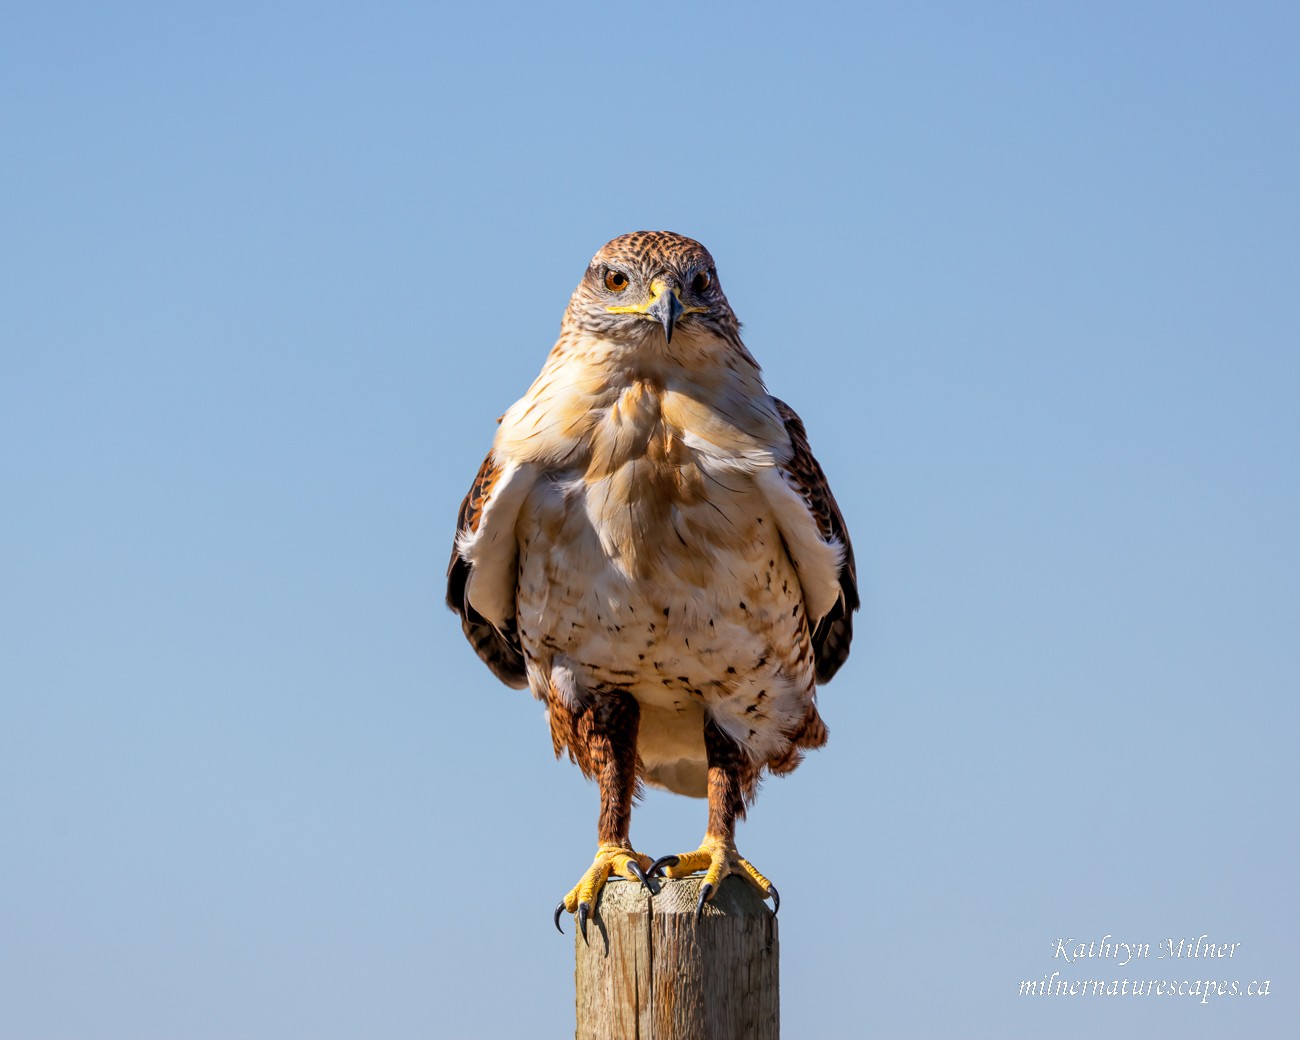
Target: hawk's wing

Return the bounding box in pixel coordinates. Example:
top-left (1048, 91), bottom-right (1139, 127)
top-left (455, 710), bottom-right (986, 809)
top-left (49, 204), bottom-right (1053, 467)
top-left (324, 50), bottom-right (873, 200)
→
top-left (446, 452), bottom-right (528, 688)
top-left (773, 398), bottom-right (859, 683)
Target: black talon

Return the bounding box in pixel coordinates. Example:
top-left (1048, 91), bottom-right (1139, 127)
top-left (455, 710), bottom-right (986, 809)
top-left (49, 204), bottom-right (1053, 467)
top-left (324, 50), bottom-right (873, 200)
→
top-left (554, 901), bottom-right (567, 934)
top-left (649, 854), bottom-right (680, 878)
top-left (577, 901), bottom-right (590, 944)
top-left (628, 859), bottom-right (653, 892)
top-left (694, 882), bottom-right (714, 923)
top-left (768, 884), bottom-right (780, 916)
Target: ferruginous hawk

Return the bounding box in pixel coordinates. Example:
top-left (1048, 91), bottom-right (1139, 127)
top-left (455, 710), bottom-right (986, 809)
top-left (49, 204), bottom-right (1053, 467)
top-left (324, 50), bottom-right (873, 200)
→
top-left (446, 231), bottom-right (857, 938)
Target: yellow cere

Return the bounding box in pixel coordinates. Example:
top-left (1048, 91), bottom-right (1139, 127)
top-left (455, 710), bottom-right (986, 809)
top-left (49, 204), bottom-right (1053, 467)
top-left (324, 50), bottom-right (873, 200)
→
top-left (606, 280), bottom-right (708, 316)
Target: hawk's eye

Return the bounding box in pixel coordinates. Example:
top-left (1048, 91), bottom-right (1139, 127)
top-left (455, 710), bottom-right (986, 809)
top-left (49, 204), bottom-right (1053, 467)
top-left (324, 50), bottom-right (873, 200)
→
top-left (604, 269), bottom-right (629, 292)
top-left (692, 270), bottom-right (713, 293)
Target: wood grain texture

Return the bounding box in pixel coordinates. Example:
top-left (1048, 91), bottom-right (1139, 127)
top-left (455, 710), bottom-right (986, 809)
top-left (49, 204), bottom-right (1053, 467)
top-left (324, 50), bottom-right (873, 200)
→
top-left (574, 876), bottom-right (779, 1040)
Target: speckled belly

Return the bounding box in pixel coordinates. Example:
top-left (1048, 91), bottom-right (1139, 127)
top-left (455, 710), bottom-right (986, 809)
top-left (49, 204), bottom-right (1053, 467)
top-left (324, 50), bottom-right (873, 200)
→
top-left (515, 470), bottom-right (817, 774)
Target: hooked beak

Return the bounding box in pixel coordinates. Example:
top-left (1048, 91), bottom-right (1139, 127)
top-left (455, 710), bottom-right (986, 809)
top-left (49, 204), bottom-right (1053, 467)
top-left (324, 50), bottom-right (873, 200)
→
top-left (605, 278), bottom-right (704, 342)
top-left (645, 283), bottom-right (685, 343)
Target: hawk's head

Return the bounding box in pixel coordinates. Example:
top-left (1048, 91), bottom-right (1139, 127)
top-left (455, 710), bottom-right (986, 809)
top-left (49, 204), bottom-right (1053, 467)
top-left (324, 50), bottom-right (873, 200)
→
top-left (564, 231), bottom-right (741, 347)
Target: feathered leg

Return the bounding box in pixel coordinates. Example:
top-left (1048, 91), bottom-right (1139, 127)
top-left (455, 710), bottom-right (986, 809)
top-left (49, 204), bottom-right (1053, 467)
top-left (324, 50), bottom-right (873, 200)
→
top-left (650, 717), bottom-right (778, 919)
top-left (552, 691), bottom-right (652, 940)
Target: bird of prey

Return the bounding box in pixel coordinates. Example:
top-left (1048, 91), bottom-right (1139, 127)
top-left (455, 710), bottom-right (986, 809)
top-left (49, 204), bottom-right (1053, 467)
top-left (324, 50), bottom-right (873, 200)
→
top-left (446, 231), bottom-right (857, 938)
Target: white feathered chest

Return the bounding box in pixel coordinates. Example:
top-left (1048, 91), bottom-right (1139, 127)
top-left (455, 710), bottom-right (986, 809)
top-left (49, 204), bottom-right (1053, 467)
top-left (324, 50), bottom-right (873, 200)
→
top-left (457, 337), bottom-right (843, 787)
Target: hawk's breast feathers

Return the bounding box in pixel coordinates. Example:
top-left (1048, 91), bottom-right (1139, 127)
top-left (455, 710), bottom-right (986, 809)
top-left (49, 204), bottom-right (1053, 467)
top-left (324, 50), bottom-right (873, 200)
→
top-left (447, 391), bottom-right (856, 688)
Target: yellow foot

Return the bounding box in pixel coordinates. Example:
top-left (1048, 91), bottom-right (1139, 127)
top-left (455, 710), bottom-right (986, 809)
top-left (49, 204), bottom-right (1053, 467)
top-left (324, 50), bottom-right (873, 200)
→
top-left (554, 843), bottom-right (654, 940)
top-left (650, 836), bottom-right (779, 919)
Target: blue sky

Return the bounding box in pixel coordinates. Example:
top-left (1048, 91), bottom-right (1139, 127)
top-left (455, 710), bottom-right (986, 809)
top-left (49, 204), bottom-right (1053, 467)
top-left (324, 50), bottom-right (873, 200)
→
top-left (2, 3), bottom-right (1297, 1037)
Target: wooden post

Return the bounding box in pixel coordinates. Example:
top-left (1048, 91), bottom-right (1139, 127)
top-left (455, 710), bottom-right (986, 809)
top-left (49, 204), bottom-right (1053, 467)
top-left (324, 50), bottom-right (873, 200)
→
top-left (574, 875), bottom-right (779, 1039)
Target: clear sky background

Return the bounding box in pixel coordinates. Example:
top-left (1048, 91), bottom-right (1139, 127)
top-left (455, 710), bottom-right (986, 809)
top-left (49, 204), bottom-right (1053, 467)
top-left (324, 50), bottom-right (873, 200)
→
top-left (2, 3), bottom-right (1297, 1038)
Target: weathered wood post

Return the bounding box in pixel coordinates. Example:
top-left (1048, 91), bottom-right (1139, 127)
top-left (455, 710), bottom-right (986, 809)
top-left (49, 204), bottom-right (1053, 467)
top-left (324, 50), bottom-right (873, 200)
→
top-left (574, 875), bottom-right (779, 1039)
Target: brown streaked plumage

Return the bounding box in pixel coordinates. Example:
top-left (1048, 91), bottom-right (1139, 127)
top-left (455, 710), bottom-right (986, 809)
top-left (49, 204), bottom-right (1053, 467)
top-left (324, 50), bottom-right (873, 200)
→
top-left (446, 231), bottom-right (858, 935)
top-left (445, 453), bottom-right (527, 688)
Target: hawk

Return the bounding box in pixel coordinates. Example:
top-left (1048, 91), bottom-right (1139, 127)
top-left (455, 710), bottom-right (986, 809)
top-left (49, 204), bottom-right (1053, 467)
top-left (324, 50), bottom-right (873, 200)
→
top-left (446, 231), bottom-right (857, 938)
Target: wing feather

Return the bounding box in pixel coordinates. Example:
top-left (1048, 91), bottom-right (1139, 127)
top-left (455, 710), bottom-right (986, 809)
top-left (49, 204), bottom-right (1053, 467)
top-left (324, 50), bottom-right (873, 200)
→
top-left (446, 452), bottom-right (528, 688)
top-left (773, 398), bottom-right (859, 683)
